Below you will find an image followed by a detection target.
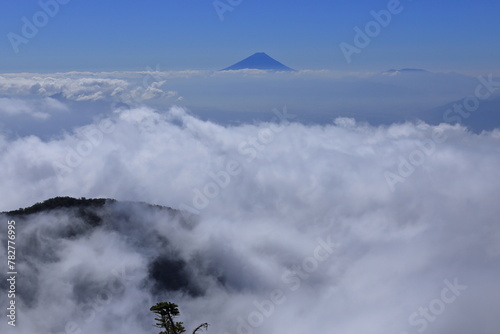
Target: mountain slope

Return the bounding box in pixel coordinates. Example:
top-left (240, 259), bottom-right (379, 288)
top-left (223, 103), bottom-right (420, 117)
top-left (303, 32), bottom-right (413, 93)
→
top-left (221, 52), bottom-right (296, 71)
top-left (414, 93), bottom-right (500, 132)
top-left (1, 197), bottom-right (207, 303)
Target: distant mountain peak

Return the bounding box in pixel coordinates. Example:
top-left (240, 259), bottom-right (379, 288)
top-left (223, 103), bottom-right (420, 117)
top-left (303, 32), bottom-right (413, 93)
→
top-left (384, 68), bottom-right (428, 74)
top-left (221, 52), bottom-right (296, 72)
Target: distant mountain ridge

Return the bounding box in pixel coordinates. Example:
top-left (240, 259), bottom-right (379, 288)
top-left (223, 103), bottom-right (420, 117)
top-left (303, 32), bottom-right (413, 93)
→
top-left (221, 52), bottom-right (296, 72)
top-left (383, 68), bottom-right (428, 74)
top-left (415, 93), bottom-right (500, 133)
top-left (2, 196), bottom-right (174, 216)
top-left (1, 196), bottom-right (206, 300)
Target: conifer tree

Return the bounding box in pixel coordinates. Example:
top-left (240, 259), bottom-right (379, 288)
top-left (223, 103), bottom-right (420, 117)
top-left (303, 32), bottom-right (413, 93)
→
top-left (150, 302), bottom-right (208, 334)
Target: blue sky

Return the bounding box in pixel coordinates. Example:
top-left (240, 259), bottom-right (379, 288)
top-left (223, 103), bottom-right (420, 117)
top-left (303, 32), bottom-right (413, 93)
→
top-left (0, 0), bottom-right (499, 73)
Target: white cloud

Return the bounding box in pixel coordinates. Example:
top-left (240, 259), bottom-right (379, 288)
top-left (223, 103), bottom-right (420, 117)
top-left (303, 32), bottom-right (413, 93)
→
top-left (0, 74), bottom-right (178, 104)
top-left (0, 105), bottom-right (499, 334)
top-left (0, 97), bottom-right (67, 119)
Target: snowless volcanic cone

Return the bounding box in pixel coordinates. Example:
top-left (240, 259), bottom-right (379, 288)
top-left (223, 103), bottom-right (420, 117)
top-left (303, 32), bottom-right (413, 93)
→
top-left (221, 52), bottom-right (296, 71)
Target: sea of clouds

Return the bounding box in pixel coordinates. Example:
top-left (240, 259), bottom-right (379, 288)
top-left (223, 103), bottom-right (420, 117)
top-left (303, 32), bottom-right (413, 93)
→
top-left (0, 71), bottom-right (499, 334)
top-left (0, 69), bottom-right (492, 137)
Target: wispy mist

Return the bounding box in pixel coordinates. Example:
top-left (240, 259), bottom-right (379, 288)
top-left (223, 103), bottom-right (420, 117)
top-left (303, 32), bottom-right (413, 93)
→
top-left (1, 105), bottom-right (499, 334)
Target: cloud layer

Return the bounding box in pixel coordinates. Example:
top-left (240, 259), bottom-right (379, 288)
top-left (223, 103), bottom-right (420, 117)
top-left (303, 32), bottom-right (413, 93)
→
top-left (1, 105), bottom-right (499, 334)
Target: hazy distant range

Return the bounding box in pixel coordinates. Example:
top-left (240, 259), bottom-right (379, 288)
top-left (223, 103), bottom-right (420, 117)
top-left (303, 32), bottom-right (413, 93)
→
top-left (1, 53), bottom-right (499, 138)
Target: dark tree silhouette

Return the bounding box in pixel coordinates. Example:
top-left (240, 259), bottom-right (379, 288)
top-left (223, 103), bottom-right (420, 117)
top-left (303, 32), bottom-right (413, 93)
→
top-left (150, 302), bottom-right (208, 334)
